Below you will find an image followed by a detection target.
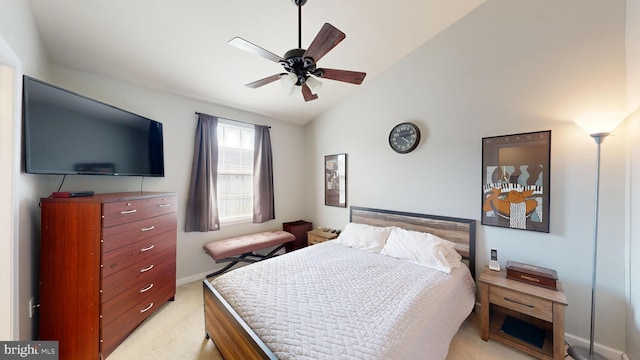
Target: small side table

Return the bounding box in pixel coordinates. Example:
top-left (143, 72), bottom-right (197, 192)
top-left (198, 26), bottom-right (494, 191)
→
top-left (479, 267), bottom-right (568, 360)
top-left (282, 220), bottom-right (313, 251)
top-left (307, 228), bottom-right (338, 245)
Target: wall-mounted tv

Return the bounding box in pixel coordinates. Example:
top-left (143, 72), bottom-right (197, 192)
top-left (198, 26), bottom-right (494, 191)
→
top-left (23, 76), bottom-right (165, 177)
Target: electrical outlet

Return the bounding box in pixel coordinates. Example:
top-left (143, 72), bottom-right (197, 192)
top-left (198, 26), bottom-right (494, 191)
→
top-left (29, 297), bottom-right (34, 318)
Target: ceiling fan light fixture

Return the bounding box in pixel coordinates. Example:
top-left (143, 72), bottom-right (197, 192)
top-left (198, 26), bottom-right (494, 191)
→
top-left (289, 84), bottom-right (304, 99)
top-left (280, 73), bottom-right (298, 90)
top-left (306, 76), bottom-right (322, 93)
top-left (229, 0), bottom-right (366, 101)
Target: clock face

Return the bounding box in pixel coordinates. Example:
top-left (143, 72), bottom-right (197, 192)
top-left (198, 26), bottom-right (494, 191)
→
top-left (389, 122), bottom-right (421, 153)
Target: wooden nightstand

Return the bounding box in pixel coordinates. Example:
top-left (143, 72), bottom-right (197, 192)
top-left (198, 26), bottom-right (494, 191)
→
top-left (479, 267), bottom-right (568, 360)
top-left (307, 228), bottom-right (338, 245)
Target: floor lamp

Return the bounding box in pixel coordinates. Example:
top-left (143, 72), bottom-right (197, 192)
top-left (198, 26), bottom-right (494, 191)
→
top-left (569, 113), bottom-right (625, 360)
top-left (567, 131), bottom-right (608, 360)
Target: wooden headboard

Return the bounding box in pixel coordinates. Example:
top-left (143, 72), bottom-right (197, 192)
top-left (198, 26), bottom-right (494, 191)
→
top-left (350, 206), bottom-right (477, 279)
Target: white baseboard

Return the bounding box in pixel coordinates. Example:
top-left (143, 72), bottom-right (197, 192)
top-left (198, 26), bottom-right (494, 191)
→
top-left (177, 271), bottom-right (211, 286)
top-left (564, 333), bottom-right (628, 360)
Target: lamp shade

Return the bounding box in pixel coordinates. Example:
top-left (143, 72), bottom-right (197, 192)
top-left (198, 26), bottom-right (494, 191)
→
top-left (306, 76), bottom-right (322, 93)
top-left (279, 73), bottom-right (323, 99)
top-left (289, 85), bottom-right (303, 99)
top-left (573, 112), bottom-right (628, 135)
top-left (280, 73), bottom-right (297, 91)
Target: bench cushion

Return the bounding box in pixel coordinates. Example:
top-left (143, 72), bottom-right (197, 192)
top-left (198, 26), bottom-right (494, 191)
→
top-left (203, 231), bottom-right (295, 261)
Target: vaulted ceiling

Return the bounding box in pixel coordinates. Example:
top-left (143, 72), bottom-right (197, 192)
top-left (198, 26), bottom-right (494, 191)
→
top-left (27, 0), bottom-right (485, 125)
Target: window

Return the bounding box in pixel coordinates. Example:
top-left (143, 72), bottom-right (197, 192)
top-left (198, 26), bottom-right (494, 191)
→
top-left (216, 120), bottom-right (254, 222)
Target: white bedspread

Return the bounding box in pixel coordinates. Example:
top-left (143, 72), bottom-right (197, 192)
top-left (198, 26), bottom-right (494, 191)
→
top-left (211, 240), bottom-right (476, 360)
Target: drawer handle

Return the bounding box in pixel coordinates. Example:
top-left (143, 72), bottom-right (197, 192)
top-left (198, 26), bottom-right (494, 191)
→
top-left (141, 244), bottom-right (155, 252)
top-left (140, 283), bottom-right (154, 293)
top-left (140, 264), bottom-right (154, 273)
top-left (504, 297), bottom-right (534, 308)
top-left (120, 209), bottom-right (137, 214)
top-left (141, 225), bottom-right (155, 232)
top-left (140, 302), bottom-right (154, 313)
top-left (158, 204), bottom-right (171, 208)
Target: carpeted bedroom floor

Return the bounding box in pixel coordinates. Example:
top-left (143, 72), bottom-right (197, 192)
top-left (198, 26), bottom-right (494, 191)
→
top-left (107, 279), bottom-right (562, 360)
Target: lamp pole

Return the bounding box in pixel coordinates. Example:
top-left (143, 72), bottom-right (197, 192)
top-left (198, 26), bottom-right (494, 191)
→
top-left (568, 132), bottom-right (609, 360)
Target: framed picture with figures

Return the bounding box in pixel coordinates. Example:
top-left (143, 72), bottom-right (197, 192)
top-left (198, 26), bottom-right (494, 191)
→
top-left (481, 130), bottom-right (551, 232)
top-left (324, 153), bottom-right (347, 207)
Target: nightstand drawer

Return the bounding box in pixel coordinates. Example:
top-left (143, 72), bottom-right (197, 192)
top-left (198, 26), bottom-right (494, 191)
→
top-left (307, 229), bottom-right (338, 245)
top-left (490, 286), bottom-right (552, 322)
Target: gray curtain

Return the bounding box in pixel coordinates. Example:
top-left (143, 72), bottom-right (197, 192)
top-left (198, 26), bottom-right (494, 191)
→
top-left (185, 113), bottom-right (220, 232)
top-left (253, 125), bottom-right (275, 223)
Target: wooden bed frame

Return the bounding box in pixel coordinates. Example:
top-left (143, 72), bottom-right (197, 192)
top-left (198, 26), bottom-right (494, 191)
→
top-left (203, 206), bottom-right (476, 360)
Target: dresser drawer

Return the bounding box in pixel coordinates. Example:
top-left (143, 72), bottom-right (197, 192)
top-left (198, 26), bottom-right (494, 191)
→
top-left (101, 280), bottom-right (175, 356)
top-left (102, 213), bottom-right (177, 252)
top-left (102, 230), bottom-right (176, 278)
top-left (308, 234), bottom-right (322, 245)
top-left (103, 195), bottom-right (176, 228)
top-left (102, 247), bottom-right (176, 302)
top-left (101, 262), bottom-right (175, 327)
top-left (490, 285), bottom-right (553, 322)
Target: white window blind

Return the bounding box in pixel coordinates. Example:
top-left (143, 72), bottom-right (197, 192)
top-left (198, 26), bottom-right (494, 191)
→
top-left (217, 120), bottom-right (254, 222)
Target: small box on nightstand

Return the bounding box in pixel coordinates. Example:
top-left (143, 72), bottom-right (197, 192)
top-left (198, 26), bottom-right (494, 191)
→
top-left (506, 260), bottom-right (559, 290)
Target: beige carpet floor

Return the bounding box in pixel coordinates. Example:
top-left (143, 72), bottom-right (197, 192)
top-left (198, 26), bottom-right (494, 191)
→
top-left (108, 280), bottom-right (562, 360)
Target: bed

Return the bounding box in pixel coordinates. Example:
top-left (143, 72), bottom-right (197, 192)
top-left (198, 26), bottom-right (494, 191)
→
top-left (203, 206), bottom-right (477, 359)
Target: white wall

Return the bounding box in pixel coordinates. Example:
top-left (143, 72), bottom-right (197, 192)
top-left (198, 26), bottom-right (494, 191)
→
top-left (625, 1), bottom-right (640, 358)
top-left (305, 0), bottom-right (628, 354)
top-left (0, 40), bottom-right (18, 342)
top-left (627, 113), bottom-right (639, 360)
top-left (0, 0), bottom-right (50, 341)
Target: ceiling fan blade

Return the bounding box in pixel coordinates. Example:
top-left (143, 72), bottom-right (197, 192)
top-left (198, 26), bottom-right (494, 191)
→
top-left (229, 37), bottom-right (283, 63)
top-left (316, 68), bottom-right (366, 85)
top-left (303, 23), bottom-right (345, 63)
top-left (245, 74), bottom-right (283, 89)
top-left (301, 84), bottom-right (318, 102)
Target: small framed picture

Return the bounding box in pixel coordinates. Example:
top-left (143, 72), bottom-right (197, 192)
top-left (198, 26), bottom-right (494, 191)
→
top-left (481, 130), bottom-right (551, 232)
top-left (324, 153), bottom-right (347, 207)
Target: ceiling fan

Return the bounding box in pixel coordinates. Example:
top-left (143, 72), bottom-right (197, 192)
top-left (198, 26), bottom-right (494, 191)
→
top-left (229, 0), bottom-right (366, 102)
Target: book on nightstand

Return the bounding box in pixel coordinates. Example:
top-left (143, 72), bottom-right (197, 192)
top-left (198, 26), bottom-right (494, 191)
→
top-left (505, 260), bottom-right (558, 290)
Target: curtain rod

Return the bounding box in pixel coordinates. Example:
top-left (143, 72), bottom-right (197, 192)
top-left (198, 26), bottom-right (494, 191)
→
top-left (194, 112), bottom-right (271, 128)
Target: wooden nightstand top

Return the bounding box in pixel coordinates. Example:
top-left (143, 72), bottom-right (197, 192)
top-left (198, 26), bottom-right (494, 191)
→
top-left (307, 228), bottom-right (339, 240)
top-left (479, 267), bottom-right (567, 305)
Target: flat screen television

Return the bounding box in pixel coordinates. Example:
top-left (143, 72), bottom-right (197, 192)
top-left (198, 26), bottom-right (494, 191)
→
top-left (23, 76), bottom-right (165, 177)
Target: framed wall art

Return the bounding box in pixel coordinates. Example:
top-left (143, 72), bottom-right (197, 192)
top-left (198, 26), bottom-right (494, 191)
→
top-left (481, 130), bottom-right (551, 232)
top-left (325, 153), bottom-right (347, 207)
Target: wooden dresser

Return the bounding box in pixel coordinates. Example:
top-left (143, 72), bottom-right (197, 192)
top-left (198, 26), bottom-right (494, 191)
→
top-left (39, 192), bottom-right (177, 359)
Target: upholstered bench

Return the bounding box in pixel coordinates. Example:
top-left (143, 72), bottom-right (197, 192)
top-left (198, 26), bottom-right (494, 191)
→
top-left (203, 230), bottom-right (295, 278)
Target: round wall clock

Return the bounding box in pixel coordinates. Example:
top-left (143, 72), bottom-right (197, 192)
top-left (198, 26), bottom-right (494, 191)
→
top-left (388, 122), bottom-right (421, 153)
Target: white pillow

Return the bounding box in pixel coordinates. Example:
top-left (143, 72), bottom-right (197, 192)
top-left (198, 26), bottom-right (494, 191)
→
top-left (380, 227), bottom-right (461, 273)
top-left (334, 223), bottom-right (391, 252)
